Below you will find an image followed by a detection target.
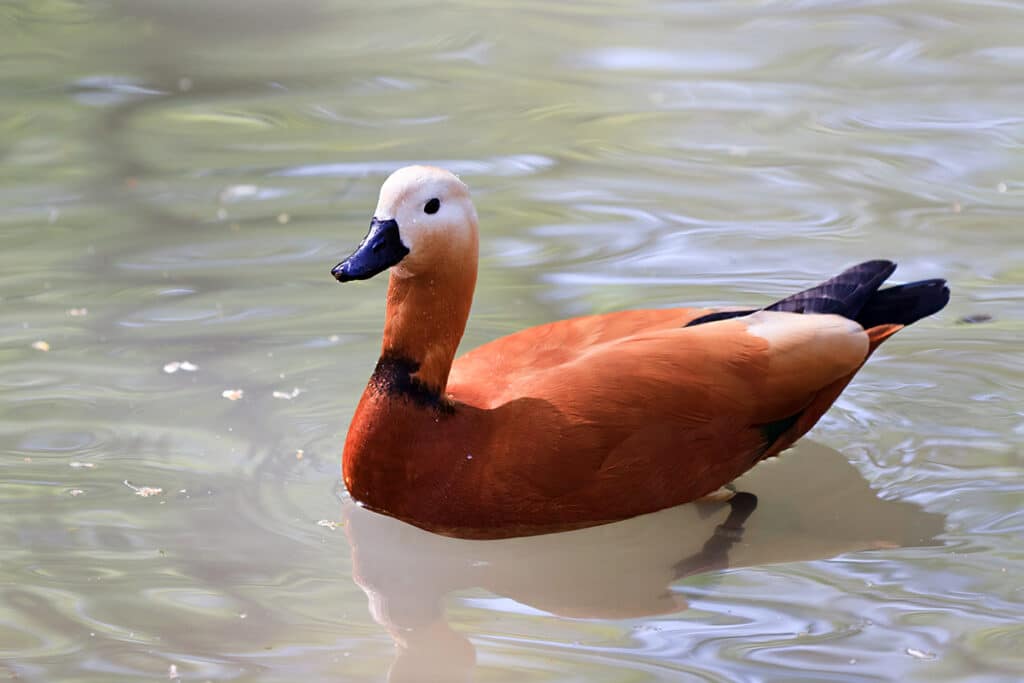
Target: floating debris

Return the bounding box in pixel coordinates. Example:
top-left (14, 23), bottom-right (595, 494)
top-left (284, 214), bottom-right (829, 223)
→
top-left (328, 334), bottom-right (340, 343)
top-left (124, 480), bottom-right (163, 497)
top-left (48, 207), bottom-right (60, 224)
top-left (997, 182), bottom-right (1007, 193)
top-left (168, 663), bottom-right (179, 680)
top-left (69, 489), bottom-right (85, 496)
top-left (906, 648), bottom-right (936, 660)
top-left (951, 201), bottom-right (962, 214)
top-left (295, 449), bottom-right (304, 460)
top-left (272, 387), bottom-right (303, 400)
top-left (277, 212), bottom-right (290, 224)
top-left (67, 307), bottom-right (88, 317)
top-left (69, 461), bottom-right (96, 469)
top-left (31, 340), bottom-right (50, 352)
top-left (957, 313), bottom-right (993, 325)
top-left (221, 389), bottom-right (244, 401)
top-left (163, 361), bottom-right (199, 374)
top-left (317, 519), bottom-right (340, 530)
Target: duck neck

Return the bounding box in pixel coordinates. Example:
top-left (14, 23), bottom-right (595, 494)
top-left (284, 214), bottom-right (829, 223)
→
top-left (377, 250), bottom-right (477, 401)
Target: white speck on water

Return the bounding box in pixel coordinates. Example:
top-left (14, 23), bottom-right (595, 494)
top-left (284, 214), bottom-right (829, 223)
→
top-left (216, 207), bottom-right (228, 220)
top-left (69, 461), bottom-right (95, 469)
top-left (164, 361), bottom-right (198, 374)
top-left (272, 387), bottom-right (303, 400)
top-left (219, 184), bottom-right (260, 203)
top-left (317, 519), bottom-right (339, 530)
top-left (906, 648), bottom-right (936, 660)
top-left (69, 489), bottom-right (84, 496)
top-left (997, 182), bottom-right (1007, 193)
top-left (177, 77), bottom-right (192, 92)
top-left (31, 340), bottom-right (50, 352)
top-left (67, 307), bottom-right (88, 316)
top-left (124, 480), bottom-right (163, 497)
top-left (168, 664), bottom-right (179, 679)
top-left (222, 389), bottom-right (244, 401)
top-left (48, 208), bottom-right (60, 224)
top-left (277, 212), bottom-right (290, 224)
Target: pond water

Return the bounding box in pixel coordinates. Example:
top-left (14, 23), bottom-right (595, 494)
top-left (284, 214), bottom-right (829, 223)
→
top-left (2, 1), bottom-right (1023, 681)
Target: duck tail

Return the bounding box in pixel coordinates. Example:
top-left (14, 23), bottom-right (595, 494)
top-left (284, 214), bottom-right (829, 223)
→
top-left (854, 278), bottom-right (950, 329)
top-left (685, 260), bottom-right (949, 329)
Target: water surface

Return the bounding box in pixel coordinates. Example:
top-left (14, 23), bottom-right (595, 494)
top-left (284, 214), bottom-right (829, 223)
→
top-left (2, 1), bottom-right (1023, 681)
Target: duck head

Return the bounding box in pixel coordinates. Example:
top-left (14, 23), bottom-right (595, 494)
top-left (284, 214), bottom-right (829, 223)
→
top-left (332, 165), bottom-right (480, 396)
top-left (332, 165), bottom-right (478, 282)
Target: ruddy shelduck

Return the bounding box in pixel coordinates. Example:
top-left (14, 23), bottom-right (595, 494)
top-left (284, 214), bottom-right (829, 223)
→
top-left (331, 165), bottom-right (949, 539)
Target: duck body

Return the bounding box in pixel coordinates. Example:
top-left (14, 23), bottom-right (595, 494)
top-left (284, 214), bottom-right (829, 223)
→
top-left (333, 166), bottom-right (949, 538)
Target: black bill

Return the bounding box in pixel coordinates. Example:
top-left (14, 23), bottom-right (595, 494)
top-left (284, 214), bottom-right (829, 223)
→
top-left (331, 218), bottom-right (409, 282)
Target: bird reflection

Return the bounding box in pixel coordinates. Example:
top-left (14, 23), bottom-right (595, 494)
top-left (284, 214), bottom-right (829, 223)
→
top-left (343, 442), bottom-right (945, 683)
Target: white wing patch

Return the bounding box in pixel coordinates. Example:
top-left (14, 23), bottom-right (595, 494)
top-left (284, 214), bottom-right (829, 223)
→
top-left (744, 311), bottom-right (869, 388)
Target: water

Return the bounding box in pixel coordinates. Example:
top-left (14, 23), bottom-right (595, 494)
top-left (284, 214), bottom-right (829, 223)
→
top-left (2, 1), bottom-right (1022, 680)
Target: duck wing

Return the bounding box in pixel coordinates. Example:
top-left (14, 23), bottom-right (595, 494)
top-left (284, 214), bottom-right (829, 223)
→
top-left (526, 311), bottom-right (870, 432)
top-left (448, 307), bottom-right (713, 407)
top-left (461, 311), bottom-right (871, 507)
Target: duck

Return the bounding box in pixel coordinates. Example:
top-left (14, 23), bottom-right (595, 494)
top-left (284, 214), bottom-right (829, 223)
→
top-left (331, 165), bottom-right (949, 539)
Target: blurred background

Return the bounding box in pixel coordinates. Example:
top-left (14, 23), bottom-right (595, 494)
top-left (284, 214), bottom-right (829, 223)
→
top-left (1, 1), bottom-right (1022, 681)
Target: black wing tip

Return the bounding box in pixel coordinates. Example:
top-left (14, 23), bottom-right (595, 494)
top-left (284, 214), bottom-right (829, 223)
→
top-left (852, 259), bottom-right (897, 276)
top-left (843, 259), bottom-right (899, 290)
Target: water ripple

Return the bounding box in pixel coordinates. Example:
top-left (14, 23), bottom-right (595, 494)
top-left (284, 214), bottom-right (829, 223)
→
top-left (275, 154), bottom-right (556, 179)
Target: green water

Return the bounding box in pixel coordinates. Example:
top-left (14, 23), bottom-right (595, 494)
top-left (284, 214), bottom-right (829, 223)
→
top-left (2, 1), bottom-right (1022, 681)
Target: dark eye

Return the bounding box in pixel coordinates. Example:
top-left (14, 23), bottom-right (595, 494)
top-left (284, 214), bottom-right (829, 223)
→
top-left (424, 198), bottom-right (440, 215)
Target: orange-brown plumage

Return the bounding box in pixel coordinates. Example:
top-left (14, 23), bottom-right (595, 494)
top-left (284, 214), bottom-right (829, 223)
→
top-left (333, 166), bottom-right (949, 538)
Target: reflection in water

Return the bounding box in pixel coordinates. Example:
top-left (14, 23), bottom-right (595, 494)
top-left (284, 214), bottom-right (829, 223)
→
top-left (4, 0), bottom-right (1022, 679)
top-left (344, 443), bottom-right (945, 682)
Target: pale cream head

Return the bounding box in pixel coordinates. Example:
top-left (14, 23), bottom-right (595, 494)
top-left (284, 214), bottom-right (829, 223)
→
top-left (374, 166), bottom-right (478, 277)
